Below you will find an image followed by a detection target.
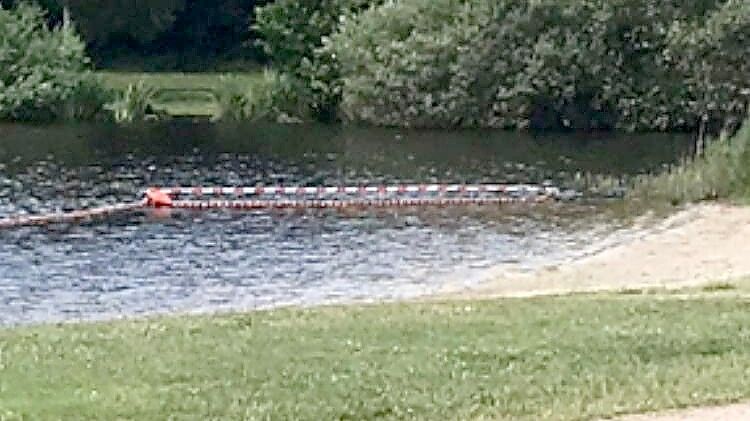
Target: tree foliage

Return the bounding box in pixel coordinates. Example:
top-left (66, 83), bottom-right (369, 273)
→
top-left (320, 0), bottom-right (749, 131)
top-left (254, 0), bottom-right (376, 71)
top-left (254, 0), bottom-right (382, 120)
top-left (161, 0), bottom-right (267, 56)
top-left (64, 0), bottom-right (186, 49)
top-left (665, 0), bottom-right (750, 131)
top-left (0, 3), bottom-right (109, 121)
top-left (0, 0), bottom-right (268, 67)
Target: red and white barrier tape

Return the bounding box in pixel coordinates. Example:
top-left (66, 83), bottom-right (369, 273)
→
top-left (0, 200), bottom-right (147, 229)
top-left (0, 183), bottom-right (558, 229)
top-left (168, 196), bottom-right (546, 210)
top-left (156, 184), bottom-right (559, 197)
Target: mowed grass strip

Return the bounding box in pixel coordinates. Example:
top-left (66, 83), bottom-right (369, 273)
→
top-left (97, 71), bottom-right (264, 92)
top-left (97, 71), bottom-right (265, 116)
top-left (2, 295), bottom-right (750, 420)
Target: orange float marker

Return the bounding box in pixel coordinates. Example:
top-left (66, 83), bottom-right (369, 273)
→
top-left (145, 188), bottom-right (173, 208)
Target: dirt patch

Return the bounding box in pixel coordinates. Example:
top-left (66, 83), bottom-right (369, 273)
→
top-left (441, 203), bottom-right (750, 299)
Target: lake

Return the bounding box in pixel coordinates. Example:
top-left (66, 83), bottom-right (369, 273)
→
top-left (0, 122), bottom-right (692, 325)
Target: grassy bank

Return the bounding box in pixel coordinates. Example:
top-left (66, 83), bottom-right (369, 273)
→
top-left (98, 71), bottom-right (265, 117)
top-left (629, 116), bottom-right (750, 205)
top-left (3, 291), bottom-right (750, 420)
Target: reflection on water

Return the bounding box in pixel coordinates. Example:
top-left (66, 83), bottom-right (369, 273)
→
top-left (0, 122), bottom-right (691, 325)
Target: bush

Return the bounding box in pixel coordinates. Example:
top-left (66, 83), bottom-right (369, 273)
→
top-left (0, 3), bottom-right (109, 121)
top-left (254, 0), bottom-right (375, 72)
top-left (323, 0), bottom-right (485, 128)
top-left (321, 0), bottom-right (747, 131)
top-left (210, 70), bottom-right (307, 123)
top-left (106, 82), bottom-right (157, 123)
top-left (254, 0), bottom-right (381, 120)
top-left (56, 77), bottom-right (115, 121)
top-left (212, 75), bottom-right (251, 122)
top-left (246, 70), bottom-right (310, 123)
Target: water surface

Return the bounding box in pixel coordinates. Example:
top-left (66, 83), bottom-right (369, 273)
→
top-left (0, 122), bottom-right (692, 325)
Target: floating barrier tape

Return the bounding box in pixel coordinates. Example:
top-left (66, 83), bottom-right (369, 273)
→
top-left (0, 183), bottom-right (561, 229)
top-left (0, 200), bottom-right (147, 229)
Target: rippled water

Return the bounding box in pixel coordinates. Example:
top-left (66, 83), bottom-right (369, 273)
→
top-left (0, 122), bottom-right (691, 325)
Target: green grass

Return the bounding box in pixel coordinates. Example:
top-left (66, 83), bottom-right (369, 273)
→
top-left (4, 294), bottom-right (750, 420)
top-left (98, 72), bottom-right (265, 92)
top-left (97, 71), bottom-right (266, 117)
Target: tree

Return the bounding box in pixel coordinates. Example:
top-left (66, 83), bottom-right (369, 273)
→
top-left (63, 0), bottom-right (186, 49)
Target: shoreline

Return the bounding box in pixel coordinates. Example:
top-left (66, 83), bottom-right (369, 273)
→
top-left (438, 202), bottom-right (750, 300)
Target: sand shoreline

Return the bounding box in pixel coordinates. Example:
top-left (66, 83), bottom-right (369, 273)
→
top-left (439, 203), bottom-right (750, 300)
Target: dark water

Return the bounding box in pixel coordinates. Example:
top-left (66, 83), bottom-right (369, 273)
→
top-left (0, 122), bottom-right (691, 325)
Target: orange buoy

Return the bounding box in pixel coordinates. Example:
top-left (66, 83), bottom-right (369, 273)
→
top-left (145, 188), bottom-right (173, 208)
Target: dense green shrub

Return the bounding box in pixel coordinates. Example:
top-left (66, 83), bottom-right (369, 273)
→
top-left (209, 71), bottom-right (308, 123)
top-left (322, 0), bottom-right (485, 127)
top-left (254, 0), bottom-right (382, 120)
top-left (254, 0), bottom-right (376, 71)
top-left (321, 0), bottom-right (747, 131)
top-left (247, 70), bottom-right (311, 123)
top-left (0, 3), bottom-right (109, 121)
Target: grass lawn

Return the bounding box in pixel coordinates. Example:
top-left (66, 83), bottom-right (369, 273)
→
top-left (3, 292), bottom-right (750, 420)
top-left (97, 71), bottom-right (266, 117)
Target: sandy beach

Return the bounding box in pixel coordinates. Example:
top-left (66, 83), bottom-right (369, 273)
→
top-left (443, 203), bottom-right (750, 299)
